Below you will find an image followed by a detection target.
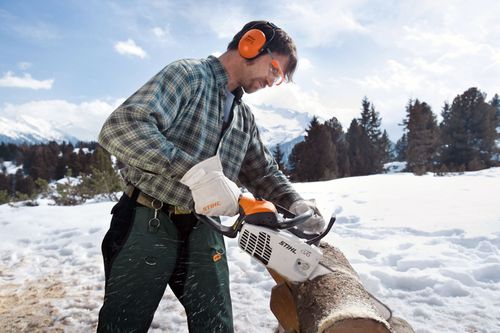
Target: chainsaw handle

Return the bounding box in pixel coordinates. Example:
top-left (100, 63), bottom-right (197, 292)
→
top-left (194, 214), bottom-right (242, 238)
top-left (305, 215), bottom-right (336, 245)
top-left (275, 204), bottom-right (296, 219)
top-left (287, 215), bottom-right (336, 245)
top-left (275, 209), bottom-right (314, 229)
top-left (275, 204), bottom-right (316, 229)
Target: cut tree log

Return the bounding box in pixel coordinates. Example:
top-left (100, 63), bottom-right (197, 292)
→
top-left (269, 243), bottom-right (415, 333)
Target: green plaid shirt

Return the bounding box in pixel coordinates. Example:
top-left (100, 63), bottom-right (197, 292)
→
top-left (99, 55), bottom-right (301, 210)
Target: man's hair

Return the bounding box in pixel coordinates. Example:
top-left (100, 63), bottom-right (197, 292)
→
top-left (227, 20), bottom-right (298, 82)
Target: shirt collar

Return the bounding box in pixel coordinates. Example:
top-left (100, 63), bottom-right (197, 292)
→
top-left (206, 55), bottom-right (229, 89)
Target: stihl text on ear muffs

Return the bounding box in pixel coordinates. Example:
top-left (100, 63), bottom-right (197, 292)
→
top-left (238, 22), bottom-right (277, 59)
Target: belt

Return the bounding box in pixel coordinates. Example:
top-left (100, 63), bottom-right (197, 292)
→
top-left (125, 185), bottom-right (192, 215)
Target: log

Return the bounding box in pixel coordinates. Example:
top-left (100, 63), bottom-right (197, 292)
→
top-left (269, 243), bottom-right (415, 333)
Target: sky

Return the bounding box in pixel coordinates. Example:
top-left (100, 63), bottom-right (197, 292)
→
top-left (1, 0), bottom-right (499, 141)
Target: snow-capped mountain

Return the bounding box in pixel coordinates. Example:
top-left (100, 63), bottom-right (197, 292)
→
top-left (0, 115), bottom-right (79, 144)
top-left (0, 99), bottom-right (123, 145)
top-left (251, 103), bottom-right (314, 162)
top-left (0, 101), bottom-right (314, 160)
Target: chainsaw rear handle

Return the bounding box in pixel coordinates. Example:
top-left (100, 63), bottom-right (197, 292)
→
top-left (194, 214), bottom-right (242, 238)
top-left (194, 209), bottom-right (314, 238)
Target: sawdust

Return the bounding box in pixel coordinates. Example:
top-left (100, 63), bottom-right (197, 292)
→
top-left (0, 275), bottom-right (69, 333)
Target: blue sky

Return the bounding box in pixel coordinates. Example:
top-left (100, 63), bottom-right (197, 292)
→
top-left (1, 0), bottom-right (499, 141)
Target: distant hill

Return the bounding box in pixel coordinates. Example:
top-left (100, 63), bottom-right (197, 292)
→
top-left (0, 102), bottom-right (315, 161)
top-left (0, 115), bottom-right (79, 144)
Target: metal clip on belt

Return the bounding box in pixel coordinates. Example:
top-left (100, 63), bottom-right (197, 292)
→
top-left (125, 185), bottom-right (192, 215)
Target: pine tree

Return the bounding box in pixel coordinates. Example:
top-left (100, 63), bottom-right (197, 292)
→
top-left (368, 105), bottom-right (382, 144)
top-left (440, 101), bottom-right (451, 127)
top-left (395, 133), bottom-right (408, 162)
top-left (288, 116), bottom-right (339, 181)
top-left (359, 97), bottom-right (371, 130)
top-left (490, 93), bottom-right (500, 115)
top-left (346, 119), bottom-right (373, 176)
top-left (14, 170), bottom-right (35, 197)
top-left (379, 130), bottom-right (392, 164)
top-left (326, 117), bottom-right (349, 177)
top-left (288, 141), bottom-right (307, 181)
top-left (440, 87), bottom-right (496, 170)
top-left (490, 94), bottom-right (500, 162)
top-left (354, 97), bottom-right (385, 174)
top-left (0, 173), bottom-right (9, 192)
top-left (272, 143), bottom-right (286, 173)
top-left (406, 100), bottom-right (439, 175)
top-left (90, 145), bottom-right (114, 173)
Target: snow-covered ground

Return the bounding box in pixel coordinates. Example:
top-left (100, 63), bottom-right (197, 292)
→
top-left (1, 168), bottom-right (499, 332)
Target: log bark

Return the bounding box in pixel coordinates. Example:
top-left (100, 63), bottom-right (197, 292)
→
top-left (269, 243), bottom-right (415, 333)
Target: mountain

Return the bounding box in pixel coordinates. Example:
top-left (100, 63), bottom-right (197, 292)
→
top-left (0, 115), bottom-right (79, 144)
top-left (0, 102), bottom-right (314, 161)
top-left (251, 103), bottom-right (314, 163)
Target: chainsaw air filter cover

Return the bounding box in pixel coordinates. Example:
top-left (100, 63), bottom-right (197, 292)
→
top-left (238, 223), bottom-right (323, 282)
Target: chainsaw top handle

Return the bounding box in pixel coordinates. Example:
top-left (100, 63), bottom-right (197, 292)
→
top-left (194, 209), bottom-right (314, 238)
top-left (194, 196), bottom-right (314, 238)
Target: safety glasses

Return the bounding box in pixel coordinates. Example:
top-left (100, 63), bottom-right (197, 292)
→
top-left (267, 49), bottom-right (285, 86)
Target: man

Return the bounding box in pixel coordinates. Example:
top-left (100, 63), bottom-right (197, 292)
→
top-left (97, 20), bottom-right (325, 333)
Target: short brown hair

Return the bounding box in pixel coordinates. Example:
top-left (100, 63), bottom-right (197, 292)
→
top-left (227, 20), bottom-right (298, 82)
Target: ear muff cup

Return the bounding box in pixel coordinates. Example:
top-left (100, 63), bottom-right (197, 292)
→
top-left (238, 29), bottom-right (267, 59)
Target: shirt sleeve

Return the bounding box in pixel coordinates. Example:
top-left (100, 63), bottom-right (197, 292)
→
top-left (238, 110), bottom-right (302, 209)
top-left (98, 61), bottom-right (196, 179)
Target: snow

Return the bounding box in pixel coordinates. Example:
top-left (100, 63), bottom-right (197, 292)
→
top-left (1, 161), bottom-right (22, 175)
top-left (384, 161), bottom-right (407, 173)
top-left (74, 147), bottom-right (91, 154)
top-left (250, 104), bottom-right (311, 147)
top-left (1, 168), bottom-right (500, 332)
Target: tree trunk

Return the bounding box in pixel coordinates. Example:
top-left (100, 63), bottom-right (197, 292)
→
top-left (270, 243), bottom-right (414, 333)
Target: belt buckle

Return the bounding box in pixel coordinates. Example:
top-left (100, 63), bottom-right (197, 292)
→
top-left (174, 206), bottom-right (192, 215)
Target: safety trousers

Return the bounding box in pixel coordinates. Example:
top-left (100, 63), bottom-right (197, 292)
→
top-left (97, 193), bottom-right (234, 332)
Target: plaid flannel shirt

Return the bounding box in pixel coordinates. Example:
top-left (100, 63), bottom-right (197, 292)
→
top-left (98, 55), bottom-right (301, 210)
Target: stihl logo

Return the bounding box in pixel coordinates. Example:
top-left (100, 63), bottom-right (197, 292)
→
top-left (203, 201), bottom-right (221, 212)
top-left (244, 35), bottom-right (256, 44)
top-left (279, 241), bottom-right (297, 254)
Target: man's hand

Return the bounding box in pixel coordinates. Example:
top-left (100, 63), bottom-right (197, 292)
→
top-left (180, 155), bottom-right (241, 216)
top-left (289, 199), bottom-right (325, 234)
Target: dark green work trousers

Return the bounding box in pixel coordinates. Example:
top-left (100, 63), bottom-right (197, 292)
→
top-left (97, 192), bottom-right (233, 332)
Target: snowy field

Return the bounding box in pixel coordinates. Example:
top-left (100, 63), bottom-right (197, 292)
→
top-left (1, 168), bottom-right (499, 332)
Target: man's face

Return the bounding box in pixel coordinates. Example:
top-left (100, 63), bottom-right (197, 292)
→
top-left (241, 51), bottom-right (289, 94)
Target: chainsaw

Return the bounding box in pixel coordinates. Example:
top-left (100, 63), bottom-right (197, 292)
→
top-left (194, 193), bottom-right (392, 321)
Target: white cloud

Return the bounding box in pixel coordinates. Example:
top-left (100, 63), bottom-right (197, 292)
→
top-left (1, 99), bottom-right (123, 141)
top-left (0, 71), bottom-right (53, 90)
top-left (245, 83), bottom-right (333, 121)
top-left (114, 39), bottom-right (147, 59)
top-left (180, 4), bottom-right (248, 40)
top-left (276, 0), bottom-right (368, 47)
top-left (152, 27), bottom-right (167, 38)
top-left (151, 26), bottom-right (174, 41)
top-left (150, 26), bottom-right (177, 46)
top-left (298, 58), bottom-right (313, 71)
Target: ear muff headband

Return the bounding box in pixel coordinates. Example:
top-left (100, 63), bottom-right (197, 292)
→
top-left (238, 22), bottom-right (277, 59)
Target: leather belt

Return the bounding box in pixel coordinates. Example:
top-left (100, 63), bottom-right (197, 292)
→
top-left (125, 185), bottom-right (192, 215)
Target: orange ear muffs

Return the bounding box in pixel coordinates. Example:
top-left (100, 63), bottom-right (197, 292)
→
top-left (238, 29), bottom-right (267, 59)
